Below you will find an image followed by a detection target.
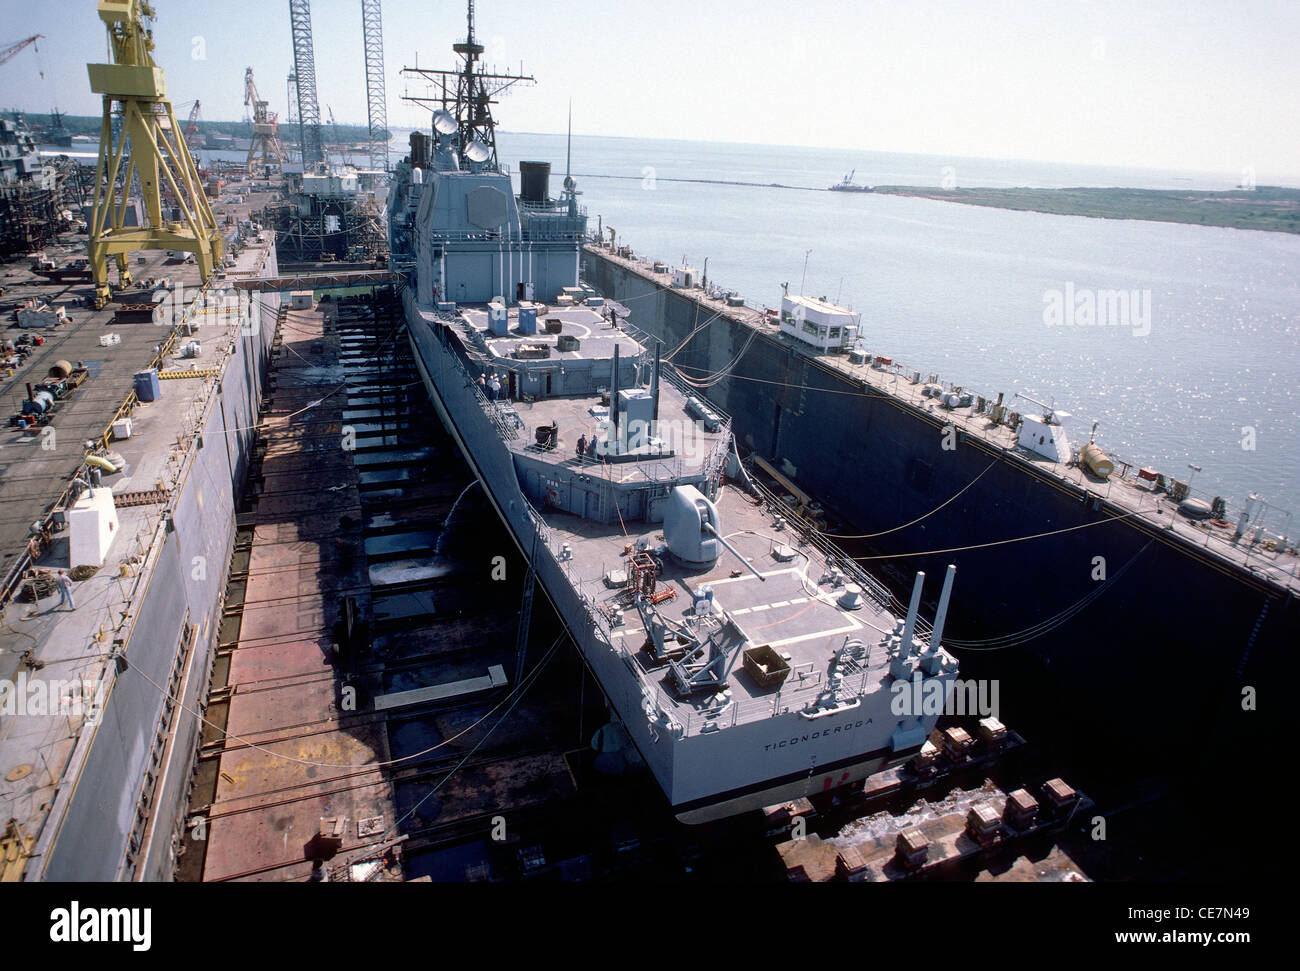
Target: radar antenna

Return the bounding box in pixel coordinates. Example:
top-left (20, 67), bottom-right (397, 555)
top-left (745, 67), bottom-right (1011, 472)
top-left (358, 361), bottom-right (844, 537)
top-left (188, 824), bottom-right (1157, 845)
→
top-left (399, 0), bottom-right (534, 170)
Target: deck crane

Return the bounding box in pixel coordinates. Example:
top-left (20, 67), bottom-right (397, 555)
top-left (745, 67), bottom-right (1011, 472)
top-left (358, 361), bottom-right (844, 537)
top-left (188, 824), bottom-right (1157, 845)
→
top-left (326, 104), bottom-right (349, 165)
top-left (85, 0), bottom-right (222, 308)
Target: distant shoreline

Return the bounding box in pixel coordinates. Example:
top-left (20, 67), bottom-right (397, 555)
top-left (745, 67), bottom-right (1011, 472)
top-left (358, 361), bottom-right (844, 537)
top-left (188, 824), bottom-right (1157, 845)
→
top-left (538, 170), bottom-right (1300, 235)
top-left (870, 185), bottom-right (1300, 234)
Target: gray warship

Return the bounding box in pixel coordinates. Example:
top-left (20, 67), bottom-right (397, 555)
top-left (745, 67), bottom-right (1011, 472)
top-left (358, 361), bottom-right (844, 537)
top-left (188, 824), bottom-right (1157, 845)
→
top-left (386, 7), bottom-right (961, 820)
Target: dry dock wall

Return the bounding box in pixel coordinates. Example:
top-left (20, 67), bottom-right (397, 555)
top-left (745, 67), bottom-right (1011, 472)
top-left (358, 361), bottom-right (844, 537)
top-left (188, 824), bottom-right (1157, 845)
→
top-left (37, 277), bottom-right (279, 881)
top-left (582, 247), bottom-right (1295, 765)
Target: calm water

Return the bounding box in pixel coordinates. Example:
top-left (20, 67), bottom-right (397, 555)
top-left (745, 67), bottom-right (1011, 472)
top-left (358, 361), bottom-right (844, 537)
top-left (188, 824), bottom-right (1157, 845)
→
top-left (472, 131), bottom-right (1297, 521)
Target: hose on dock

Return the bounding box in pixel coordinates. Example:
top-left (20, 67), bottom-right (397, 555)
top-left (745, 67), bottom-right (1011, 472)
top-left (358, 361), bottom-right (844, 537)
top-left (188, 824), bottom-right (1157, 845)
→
top-left (663, 307), bottom-right (727, 361)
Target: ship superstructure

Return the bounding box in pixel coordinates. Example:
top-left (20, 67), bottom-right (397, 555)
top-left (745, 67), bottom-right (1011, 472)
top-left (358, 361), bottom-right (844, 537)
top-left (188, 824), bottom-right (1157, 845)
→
top-left (389, 6), bottom-right (961, 820)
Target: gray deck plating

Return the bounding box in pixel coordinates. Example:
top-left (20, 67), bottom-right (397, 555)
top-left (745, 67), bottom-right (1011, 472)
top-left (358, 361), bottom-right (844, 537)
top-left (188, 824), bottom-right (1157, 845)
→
top-left (543, 485), bottom-right (898, 734)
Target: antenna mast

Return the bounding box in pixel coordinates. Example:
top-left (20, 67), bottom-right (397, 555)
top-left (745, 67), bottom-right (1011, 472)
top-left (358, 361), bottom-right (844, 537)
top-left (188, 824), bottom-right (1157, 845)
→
top-left (400, 0), bottom-right (533, 170)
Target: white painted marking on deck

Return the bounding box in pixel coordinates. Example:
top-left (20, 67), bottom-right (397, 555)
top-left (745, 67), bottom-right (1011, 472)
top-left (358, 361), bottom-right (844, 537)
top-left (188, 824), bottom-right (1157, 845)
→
top-left (770, 600), bottom-right (790, 608)
top-left (766, 621), bottom-right (864, 650)
top-left (708, 567), bottom-right (800, 585)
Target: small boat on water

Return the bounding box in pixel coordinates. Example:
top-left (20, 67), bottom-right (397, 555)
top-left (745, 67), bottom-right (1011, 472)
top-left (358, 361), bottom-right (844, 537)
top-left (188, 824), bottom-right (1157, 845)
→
top-left (829, 169), bottom-right (873, 192)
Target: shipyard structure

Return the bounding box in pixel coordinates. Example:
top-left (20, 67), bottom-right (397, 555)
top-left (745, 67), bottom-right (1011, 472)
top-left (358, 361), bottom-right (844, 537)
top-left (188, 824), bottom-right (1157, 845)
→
top-left (0, 227), bottom-right (281, 879)
top-left (260, 164), bottom-right (388, 266)
top-left (0, 0), bottom-right (285, 880)
top-left (0, 114), bottom-right (84, 260)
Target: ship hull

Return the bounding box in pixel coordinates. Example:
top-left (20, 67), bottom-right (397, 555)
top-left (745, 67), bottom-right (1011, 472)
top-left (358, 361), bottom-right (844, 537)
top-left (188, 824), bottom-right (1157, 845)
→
top-left (402, 290), bottom-right (922, 821)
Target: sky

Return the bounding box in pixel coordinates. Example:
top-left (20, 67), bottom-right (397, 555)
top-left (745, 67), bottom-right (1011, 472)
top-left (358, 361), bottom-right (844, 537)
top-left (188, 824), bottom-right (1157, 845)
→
top-left (1, 0), bottom-right (1297, 178)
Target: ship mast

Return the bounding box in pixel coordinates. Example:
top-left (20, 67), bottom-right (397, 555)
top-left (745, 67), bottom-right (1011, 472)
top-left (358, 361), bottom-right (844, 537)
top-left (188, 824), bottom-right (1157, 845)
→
top-left (563, 100), bottom-right (581, 216)
top-left (400, 0), bottom-right (533, 170)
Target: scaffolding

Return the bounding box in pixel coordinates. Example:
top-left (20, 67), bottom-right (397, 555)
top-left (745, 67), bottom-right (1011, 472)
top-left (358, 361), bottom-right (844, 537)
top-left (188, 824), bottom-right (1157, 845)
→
top-left (0, 182), bottom-right (58, 258)
top-left (361, 0), bottom-right (388, 173)
top-left (288, 0), bottom-right (325, 165)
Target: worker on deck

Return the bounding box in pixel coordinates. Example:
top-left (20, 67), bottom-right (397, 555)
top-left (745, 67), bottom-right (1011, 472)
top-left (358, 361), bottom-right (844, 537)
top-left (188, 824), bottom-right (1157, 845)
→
top-left (56, 570), bottom-right (75, 611)
top-left (576, 434), bottom-right (587, 459)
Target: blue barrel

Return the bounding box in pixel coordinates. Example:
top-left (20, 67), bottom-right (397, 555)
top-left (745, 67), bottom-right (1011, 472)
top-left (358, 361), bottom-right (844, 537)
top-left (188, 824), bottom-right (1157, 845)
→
top-left (134, 368), bottom-right (161, 402)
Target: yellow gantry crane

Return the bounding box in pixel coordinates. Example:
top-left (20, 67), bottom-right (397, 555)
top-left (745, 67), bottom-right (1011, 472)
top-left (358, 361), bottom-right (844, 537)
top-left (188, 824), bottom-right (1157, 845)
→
top-left (86, 0), bottom-right (222, 308)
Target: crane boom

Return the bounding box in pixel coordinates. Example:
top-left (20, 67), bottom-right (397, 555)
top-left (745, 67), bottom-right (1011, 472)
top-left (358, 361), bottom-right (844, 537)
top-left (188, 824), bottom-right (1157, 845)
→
top-left (0, 34), bottom-right (43, 69)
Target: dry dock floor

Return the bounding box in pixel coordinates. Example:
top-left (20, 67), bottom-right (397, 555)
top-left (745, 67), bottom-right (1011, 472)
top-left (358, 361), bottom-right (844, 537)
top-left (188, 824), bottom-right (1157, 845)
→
top-left (199, 304), bottom-right (392, 882)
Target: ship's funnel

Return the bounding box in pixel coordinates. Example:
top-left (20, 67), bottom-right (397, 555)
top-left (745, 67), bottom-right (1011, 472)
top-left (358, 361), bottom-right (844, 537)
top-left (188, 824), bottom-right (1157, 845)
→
top-left (410, 132), bottom-right (431, 168)
top-left (519, 160), bottom-right (551, 204)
